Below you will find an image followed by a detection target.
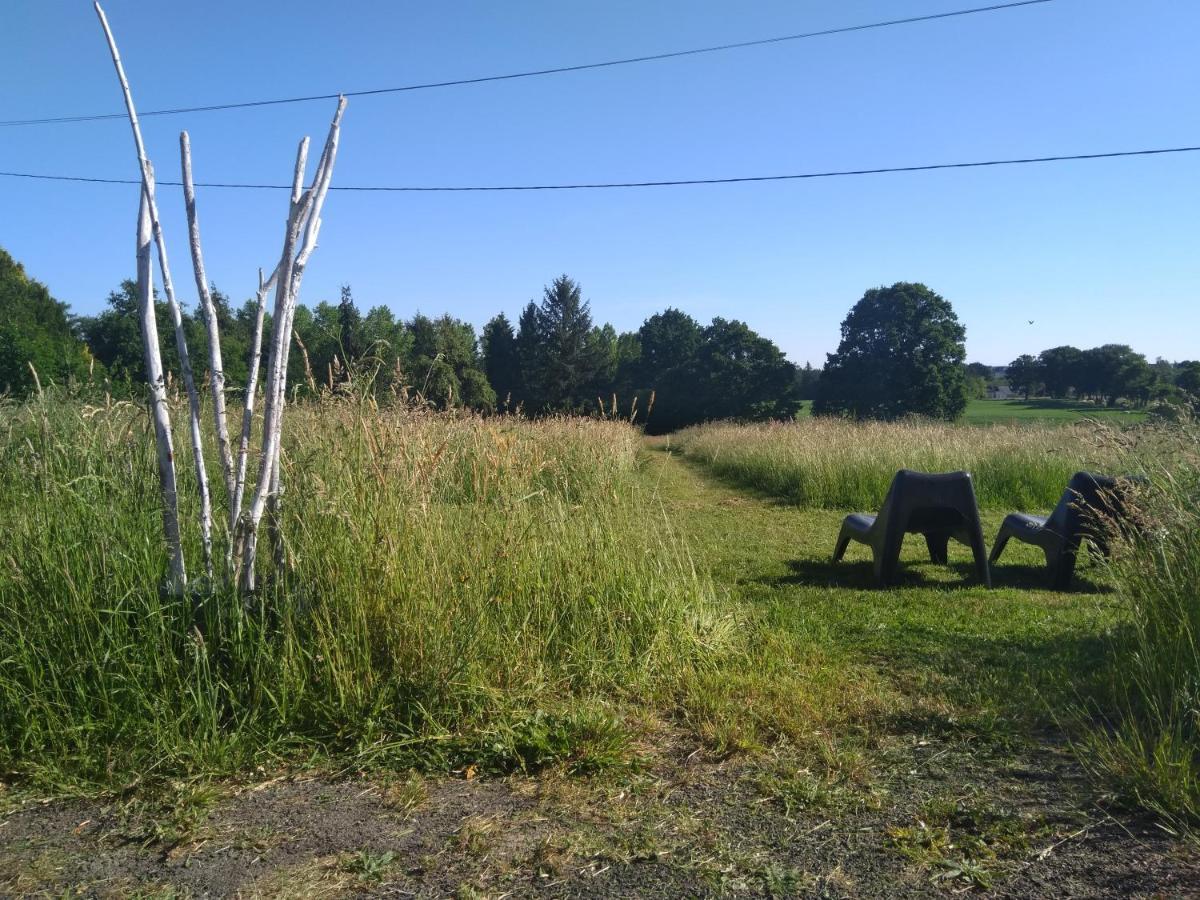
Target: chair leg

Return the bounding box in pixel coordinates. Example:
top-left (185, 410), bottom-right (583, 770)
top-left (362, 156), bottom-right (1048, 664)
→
top-left (833, 530), bottom-right (851, 563)
top-left (968, 523), bottom-right (992, 588)
top-left (876, 537), bottom-right (903, 587)
top-left (989, 524), bottom-right (1012, 565)
top-left (924, 532), bottom-right (950, 565)
top-left (1049, 544), bottom-right (1079, 591)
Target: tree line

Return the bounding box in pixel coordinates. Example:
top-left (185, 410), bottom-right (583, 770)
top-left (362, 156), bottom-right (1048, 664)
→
top-left (7, 247), bottom-right (1192, 427)
top-left (0, 248), bottom-right (801, 432)
top-left (1005, 345), bottom-right (1199, 408)
top-left (796, 282), bottom-right (1196, 421)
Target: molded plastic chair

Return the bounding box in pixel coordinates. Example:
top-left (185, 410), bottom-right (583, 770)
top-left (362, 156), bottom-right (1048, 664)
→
top-left (989, 472), bottom-right (1133, 590)
top-left (833, 470), bottom-right (991, 588)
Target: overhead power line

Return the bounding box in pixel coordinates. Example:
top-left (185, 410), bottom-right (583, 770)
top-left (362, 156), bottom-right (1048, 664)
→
top-left (0, 0), bottom-right (1054, 128)
top-left (1, 146), bottom-right (1196, 193)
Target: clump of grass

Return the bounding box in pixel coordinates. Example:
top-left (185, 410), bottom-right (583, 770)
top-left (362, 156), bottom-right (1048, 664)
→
top-left (673, 418), bottom-right (1118, 509)
top-left (0, 394), bottom-right (720, 788)
top-left (886, 792), bottom-right (1044, 890)
top-left (1081, 423), bottom-right (1200, 826)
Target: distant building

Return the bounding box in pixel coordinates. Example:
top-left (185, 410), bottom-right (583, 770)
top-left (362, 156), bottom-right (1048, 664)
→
top-left (987, 384), bottom-right (1017, 400)
top-left (984, 365), bottom-right (1016, 399)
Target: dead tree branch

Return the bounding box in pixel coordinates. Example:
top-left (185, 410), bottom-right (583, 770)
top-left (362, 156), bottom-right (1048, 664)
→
top-left (237, 97), bottom-right (346, 591)
top-left (181, 130), bottom-right (235, 506)
top-left (96, 1), bottom-right (214, 578)
top-left (136, 175), bottom-right (187, 594)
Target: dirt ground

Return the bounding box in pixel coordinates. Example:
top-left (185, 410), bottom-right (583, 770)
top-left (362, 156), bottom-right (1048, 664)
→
top-left (3, 730), bottom-right (1197, 898)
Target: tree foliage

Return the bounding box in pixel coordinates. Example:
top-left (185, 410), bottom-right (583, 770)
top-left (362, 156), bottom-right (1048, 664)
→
top-left (1007, 343), bottom-right (1164, 407)
top-left (481, 313), bottom-right (520, 409)
top-left (814, 282), bottom-right (968, 421)
top-left (515, 275), bottom-right (606, 411)
top-left (0, 248), bottom-right (95, 394)
top-left (1006, 354), bottom-right (1042, 400)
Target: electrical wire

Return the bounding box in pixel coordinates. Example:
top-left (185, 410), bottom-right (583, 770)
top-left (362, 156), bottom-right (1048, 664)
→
top-left (1, 146), bottom-right (1195, 193)
top-left (0, 0), bottom-right (1054, 127)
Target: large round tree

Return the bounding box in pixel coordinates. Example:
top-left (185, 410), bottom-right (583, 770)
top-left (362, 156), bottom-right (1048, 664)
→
top-left (813, 282), bottom-right (968, 421)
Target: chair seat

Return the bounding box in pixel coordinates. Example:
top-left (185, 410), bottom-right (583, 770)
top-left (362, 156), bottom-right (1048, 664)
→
top-left (842, 513), bottom-right (876, 535)
top-left (1004, 512), bottom-right (1048, 533)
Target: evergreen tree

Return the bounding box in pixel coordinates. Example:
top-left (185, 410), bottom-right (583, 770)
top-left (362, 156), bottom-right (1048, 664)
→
top-left (338, 284), bottom-right (361, 362)
top-left (514, 301), bottom-right (542, 409)
top-left (405, 313), bottom-right (495, 411)
top-left (481, 313), bottom-right (520, 409)
top-left (585, 323), bottom-right (619, 401)
top-left (612, 331), bottom-right (642, 401)
top-left (529, 275), bottom-right (598, 410)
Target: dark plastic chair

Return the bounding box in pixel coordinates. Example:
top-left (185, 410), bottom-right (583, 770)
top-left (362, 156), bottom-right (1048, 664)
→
top-left (989, 472), bottom-right (1134, 590)
top-left (833, 470), bottom-right (991, 588)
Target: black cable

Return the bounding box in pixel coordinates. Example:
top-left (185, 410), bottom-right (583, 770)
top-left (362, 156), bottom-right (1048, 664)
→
top-left (0, 0), bottom-right (1054, 127)
top-left (1, 146), bottom-right (1195, 192)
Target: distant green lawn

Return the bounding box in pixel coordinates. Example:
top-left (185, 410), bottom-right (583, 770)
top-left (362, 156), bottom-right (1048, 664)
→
top-left (962, 398), bottom-right (1146, 424)
top-left (793, 399), bottom-right (1146, 425)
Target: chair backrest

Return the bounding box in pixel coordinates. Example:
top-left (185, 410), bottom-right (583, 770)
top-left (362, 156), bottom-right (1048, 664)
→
top-left (875, 469), bottom-right (981, 545)
top-left (1045, 471), bottom-right (1132, 543)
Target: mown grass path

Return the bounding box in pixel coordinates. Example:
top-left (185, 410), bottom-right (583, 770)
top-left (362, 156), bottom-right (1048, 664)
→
top-left (644, 434), bottom-right (1114, 745)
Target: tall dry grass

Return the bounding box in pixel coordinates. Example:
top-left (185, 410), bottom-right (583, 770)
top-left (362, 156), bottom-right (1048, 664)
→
top-left (0, 394), bottom-right (721, 787)
top-left (673, 418), bottom-right (1121, 509)
top-left (1080, 423), bottom-right (1200, 826)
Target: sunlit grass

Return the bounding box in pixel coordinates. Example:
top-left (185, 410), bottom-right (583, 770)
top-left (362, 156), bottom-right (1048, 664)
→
top-left (1077, 423), bottom-right (1200, 826)
top-left (2, 393), bottom-right (1194, 833)
top-left (0, 395), bottom-right (723, 787)
top-left (672, 417), bottom-right (1126, 510)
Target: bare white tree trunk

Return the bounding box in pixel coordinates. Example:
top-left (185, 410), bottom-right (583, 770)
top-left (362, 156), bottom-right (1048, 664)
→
top-left (230, 265), bottom-right (277, 562)
top-left (95, 1), bottom-right (214, 579)
top-left (236, 138), bottom-right (310, 592)
top-left (238, 97), bottom-right (346, 591)
top-left (181, 131), bottom-right (235, 507)
top-left (137, 177), bottom-right (187, 594)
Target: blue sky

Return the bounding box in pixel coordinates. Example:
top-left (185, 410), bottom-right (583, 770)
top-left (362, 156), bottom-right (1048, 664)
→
top-left (2, 0), bottom-right (1197, 366)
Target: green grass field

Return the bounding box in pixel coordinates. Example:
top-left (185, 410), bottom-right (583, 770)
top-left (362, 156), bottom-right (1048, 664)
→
top-left (0, 398), bottom-right (1196, 895)
top-left (671, 417), bottom-right (1199, 828)
top-left (794, 398), bottom-right (1148, 424)
top-left (963, 398), bottom-right (1148, 424)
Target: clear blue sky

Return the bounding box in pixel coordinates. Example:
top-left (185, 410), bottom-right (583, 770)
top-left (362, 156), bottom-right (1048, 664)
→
top-left (2, 0), bottom-right (1197, 366)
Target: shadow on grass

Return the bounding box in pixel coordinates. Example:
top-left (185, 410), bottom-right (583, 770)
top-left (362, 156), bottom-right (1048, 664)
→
top-left (769, 557), bottom-right (1112, 594)
top-left (864, 622), bottom-right (1118, 736)
top-left (759, 559), bottom-right (1122, 736)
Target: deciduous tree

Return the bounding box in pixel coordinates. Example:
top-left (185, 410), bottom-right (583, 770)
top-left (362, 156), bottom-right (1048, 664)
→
top-left (1006, 354), bottom-right (1043, 400)
top-left (814, 282), bottom-right (968, 421)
